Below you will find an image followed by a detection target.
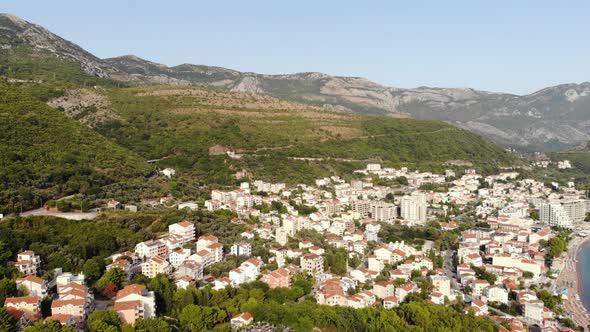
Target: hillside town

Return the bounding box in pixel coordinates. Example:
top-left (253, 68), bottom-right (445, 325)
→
top-left (4, 162), bottom-right (590, 331)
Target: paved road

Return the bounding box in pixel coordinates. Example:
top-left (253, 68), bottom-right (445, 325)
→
top-left (20, 208), bottom-right (98, 220)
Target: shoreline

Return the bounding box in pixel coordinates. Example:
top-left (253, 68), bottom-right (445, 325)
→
top-left (556, 234), bottom-right (590, 328)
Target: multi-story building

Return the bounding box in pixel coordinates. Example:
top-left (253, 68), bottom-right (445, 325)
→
top-left (400, 192), bottom-right (427, 224)
top-left (523, 300), bottom-right (545, 325)
top-left (207, 243), bottom-right (224, 263)
top-left (372, 281), bottom-right (395, 299)
top-left (371, 201), bottom-right (397, 221)
top-left (141, 257), bottom-right (172, 278)
top-left (429, 275), bottom-right (451, 297)
top-left (134, 240), bottom-right (168, 260)
top-left (169, 249), bottom-right (191, 267)
top-left (276, 227), bottom-right (288, 246)
top-left (190, 250), bottom-right (214, 268)
top-left (16, 276), bottom-right (48, 298)
top-left (230, 242), bottom-right (252, 257)
top-left (51, 299), bottom-right (87, 322)
top-left (540, 202), bottom-right (573, 228)
top-left (301, 253), bottom-right (324, 276)
top-left (261, 265), bottom-right (299, 289)
top-left (560, 199), bottom-right (587, 224)
top-left (175, 260), bottom-right (204, 281)
top-left (196, 235), bottom-right (218, 252)
top-left (168, 221), bottom-right (196, 246)
top-left (4, 296), bottom-right (41, 321)
top-left (15, 251), bottom-right (41, 276)
top-left (352, 200), bottom-right (372, 218)
top-left (114, 284), bottom-right (156, 325)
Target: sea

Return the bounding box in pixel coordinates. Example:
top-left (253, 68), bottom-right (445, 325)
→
top-left (578, 240), bottom-right (590, 311)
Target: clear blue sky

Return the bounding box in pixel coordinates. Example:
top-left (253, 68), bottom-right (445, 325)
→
top-left (3, 0), bottom-right (589, 94)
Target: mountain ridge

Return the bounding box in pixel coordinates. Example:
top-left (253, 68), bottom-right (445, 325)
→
top-left (2, 13), bottom-right (589, 151)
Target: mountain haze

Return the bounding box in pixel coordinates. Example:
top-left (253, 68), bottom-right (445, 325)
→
top-left (1, 13), bottom-right (589, 151)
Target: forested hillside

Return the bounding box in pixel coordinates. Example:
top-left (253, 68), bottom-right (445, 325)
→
top-left (0, 81), bottom-right (151, 214)
top-left (0, 36), bottom-right (516, 213)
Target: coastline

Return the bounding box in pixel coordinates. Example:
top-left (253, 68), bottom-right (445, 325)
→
top-left (556, 234), bottom-right (590, 328)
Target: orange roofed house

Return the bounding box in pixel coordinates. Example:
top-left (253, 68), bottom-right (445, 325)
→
top-left (114, 284), bottom-right (156, 324)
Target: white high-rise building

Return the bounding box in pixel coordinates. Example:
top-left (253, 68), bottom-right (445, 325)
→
top-left (351, 200), bottom-right (372, 218)
top-left (282, 217), bottom-right (298, 236)
top-left (540, 202), bottom-right (573, 228)
top-left (276, 227), bottom-right (288, 246)
top-left (371, 202), bottom-right (397, 222)
top-left (560, 199), bottom-right (587, 224)
top-left (401, 192), bottom-right (427, 224)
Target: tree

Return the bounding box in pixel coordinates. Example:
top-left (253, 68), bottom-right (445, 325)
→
top-left (172, 288), bottom-right (195, 315)
top-left (82, 258), bottom-right (103, 282)
top-left (41, 296), bottom-right (53, 317)
top-left (148, 274), bottom-right (176, 315)
top-left (0, 307), bottom-right (19, 332)
top-left (0, 277), bottom-right (17, 304)
top-left (23, 320), bottom-right (77, 332)
top-left (547, 237), bottom-right (567, 259)
top-left (130, 317), bottom-right (172, 332)
top-left (178, 305), bottom-right (227, 331)
top-left (97, 267), bottom-right (127, 289)
top-left (87, 310), bottom-right (121, 332)
top-left (102, 283), bottom-right (118, 299)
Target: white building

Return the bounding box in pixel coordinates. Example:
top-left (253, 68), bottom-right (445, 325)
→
top-left (114, 284), bottom-right (157, 325)
top-left (371, 201), bottom-right (397, 221)
top-left (230, 242), bottom-right (252, 257)
top-left (16, 276), bottom-right (48, 298)
top-left (169, 249), bottom-right (191, 267)
top-left (540, 202), bottom-right (573, 228)
top-left (401, 192), bottom-right (427, 224)
top-left (168, 221), bottom-right (196, 246)
top-left (523, 300), bottom-right (545, 325)
top-left (429, 275), bottom-right (451, 297)
top-left (15, 251), bottom-right (41, 276)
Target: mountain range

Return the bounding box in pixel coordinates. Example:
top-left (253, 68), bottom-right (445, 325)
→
top-left (1, 13), bottom-right (589, 151)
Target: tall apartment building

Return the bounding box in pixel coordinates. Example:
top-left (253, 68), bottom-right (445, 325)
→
top-left (301, 253), bottom-right (324, 276)
top-left (352, 200), bottom-right (372, 218)
top-left (371, 201), bottom-right (397, 222)
top-left (276, 227), bottom-right (288, 246)
top-left (560, 199), bottom-right (587, 223)
top-left (540, 202), bottom-right (573, 228)
top-left (401, 192), bottom-right (427, 224)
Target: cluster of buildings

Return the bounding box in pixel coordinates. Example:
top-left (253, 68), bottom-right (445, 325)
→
top-left (5, 258), bottom-right (93, 329)
top-left (5, 162), bottom-right (587, 331)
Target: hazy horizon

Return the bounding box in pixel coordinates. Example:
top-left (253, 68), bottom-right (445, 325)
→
top-left (3, 0), bottom-right (590, 95)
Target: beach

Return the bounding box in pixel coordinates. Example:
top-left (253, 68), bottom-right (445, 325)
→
top-left (555, 233), bottom-right (590, 328)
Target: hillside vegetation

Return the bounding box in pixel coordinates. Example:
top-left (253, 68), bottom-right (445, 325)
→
top-left (0, 80), bottom-right (151, 214)
top-left (0, 43), bottom-right (516, 210)
top-left (94, 86), bottom-right (515, 183)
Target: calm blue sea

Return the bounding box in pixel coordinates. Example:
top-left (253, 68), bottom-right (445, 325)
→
top-left (579, 241), bottom-right (590, 311)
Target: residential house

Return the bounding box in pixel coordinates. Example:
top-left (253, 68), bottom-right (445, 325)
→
top-left (4, 296), bottom-right (41, 321)
top-left (15, 251), bottom-right (41, 276)
top-left (16, 276), bottom-right (48, 298)
top-left (231, 312), bottom-right (253, 330)
top-left (141, 256), bottom-right (172, 278)
top-left (114, 284), bottom-right (156, 325)
top-left (301, 253), bottom-right (324, 277)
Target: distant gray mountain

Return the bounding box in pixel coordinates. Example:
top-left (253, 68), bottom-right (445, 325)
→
top-left (2, 13), bottom-right (589, 151)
